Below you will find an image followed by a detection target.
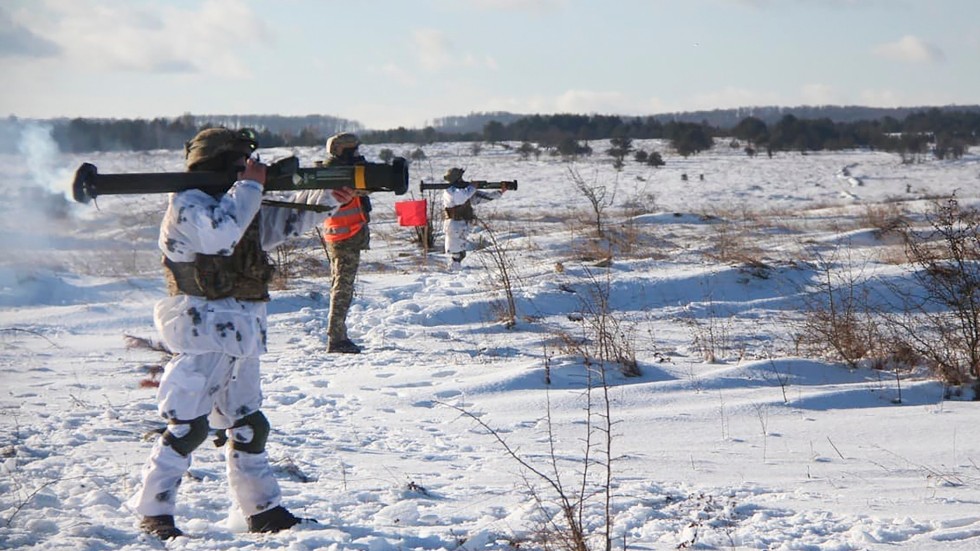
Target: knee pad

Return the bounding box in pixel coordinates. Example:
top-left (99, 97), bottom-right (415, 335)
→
top-left (162, 415), bottom-right (209, 457)
top-left (229, 411), bottom-right (270, 454)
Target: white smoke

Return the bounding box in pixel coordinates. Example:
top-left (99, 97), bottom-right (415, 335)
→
top-left (17, 123), bottom-right (70, 197)
top-left (0, 123), bottom-right (71, 275)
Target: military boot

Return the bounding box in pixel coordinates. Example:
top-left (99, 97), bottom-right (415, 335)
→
top-left (328, 338), bottom-right (361, 354)
top-left (140, 515), bottom-right (183, 540)
top-left (247, 505), bottom-right (314, 533)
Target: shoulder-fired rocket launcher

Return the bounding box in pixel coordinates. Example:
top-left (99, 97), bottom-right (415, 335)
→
top-left (418, 179), bottom-right (518, 193)
top-left (72, 156), bottom-right (409, 204)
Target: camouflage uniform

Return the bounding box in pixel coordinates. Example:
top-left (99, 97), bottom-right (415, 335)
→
top-left (326, 223), bottom-right (368, 346)
top-left (131, 128), bottom-right (342, 539)
top-left (441, 167), bottom-right (502, 270)
top-left (321, 132), bottom-right (370, 353)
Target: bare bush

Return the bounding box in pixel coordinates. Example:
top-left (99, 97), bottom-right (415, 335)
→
top-left (701, 210), bottom-right (768, 269)
top-left (568, 166), bottom-right (616, 238)
top-left (886, 196), bottom-right (980, 391)
top-left (445, 359), bottom-right (618, 551)
top-left (477, 219), bottom-right (518, 328)
top-left (860, 202), bottom-right (908, 239)
top-left (681, 306), bottom-right (735, 364)
top-left (558, 268), bottom-right (641, 378)
top-left (796, 250), bottom-right (884, 369)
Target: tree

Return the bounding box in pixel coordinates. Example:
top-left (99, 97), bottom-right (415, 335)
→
top-left (517, 142), bottom-right (540, 160)
top-left (605, 137), bottom-right (633, 170)
top-left (408, 147), bottom-right (427, 162)
top-left (668, 122), bottom-right (712, 157)
top-left (732, 116), bottom-right (769, 146)
top-left (556, 137), bottom-right (592, 159)
top-left (483, 120), bottom-right (506, 144)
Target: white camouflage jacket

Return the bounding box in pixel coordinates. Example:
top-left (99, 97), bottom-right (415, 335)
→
top-left (441, 185), bottom-right (502, 254)
top-left (154, 179), bottom-right (340, 357)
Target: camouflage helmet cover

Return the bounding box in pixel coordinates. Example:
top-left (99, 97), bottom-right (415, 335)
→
top-left (185, 127), bottom-right (258, 170)
top-left (326, 132), bottom-right (360, 158)
top-left (443, 167), bottom-right (465, 183)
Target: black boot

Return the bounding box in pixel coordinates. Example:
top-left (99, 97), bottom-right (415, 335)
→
top-left (140, 515), bottom-right (183, 539)
top-left (247, 505), bottom-right (314, 533)
top-left (328, 338), bottom-right (361, 354)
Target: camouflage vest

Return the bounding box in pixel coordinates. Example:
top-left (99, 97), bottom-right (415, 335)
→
top-left (162, 216), bottom-right (275, 301)
top-left (445, 200), bottom-right (475, 221)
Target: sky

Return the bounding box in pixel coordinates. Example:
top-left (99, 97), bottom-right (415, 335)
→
top-left (1, 0), bottom-right (978, 130)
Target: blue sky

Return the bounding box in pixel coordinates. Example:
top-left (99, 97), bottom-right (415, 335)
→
top-left (1, 0), bottom-right (977, 130)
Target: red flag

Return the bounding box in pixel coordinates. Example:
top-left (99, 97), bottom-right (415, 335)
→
top-left (395, 199), bottom-right (428, 227)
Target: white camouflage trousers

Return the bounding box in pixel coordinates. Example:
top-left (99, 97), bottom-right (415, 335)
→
top-left (129, 352), bottom-right (281, 518)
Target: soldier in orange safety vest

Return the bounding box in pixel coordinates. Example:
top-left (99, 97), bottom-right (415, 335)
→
top-left (320, 133), bottom-right (371, 353)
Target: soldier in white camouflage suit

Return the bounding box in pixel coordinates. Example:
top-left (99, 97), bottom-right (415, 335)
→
top-left (129, 128), bottom-right (356, 540)
top-left (441, 167), bottom-right (505, 271)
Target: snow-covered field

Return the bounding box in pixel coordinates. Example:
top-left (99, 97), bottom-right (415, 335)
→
top-left (2, 134), bottom-right (980, 550)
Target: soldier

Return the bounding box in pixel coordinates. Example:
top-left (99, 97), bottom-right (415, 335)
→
top-left (320, 132), bottom-right (371, 353)
top-left (442, 168), bottom-right (507, 272)
top-left (130, 128), bottom-right (356, 539)
top-left (441, 167), bottom-right (506, 271)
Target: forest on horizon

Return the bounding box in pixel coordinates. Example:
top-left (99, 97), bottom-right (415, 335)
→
top-left (1, 104), bottom-right (978, 159)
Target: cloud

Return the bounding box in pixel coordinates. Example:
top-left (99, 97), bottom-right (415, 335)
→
top-left (373, 62), bottom-right (418, 86)
top-left (800, 83), bottom-right (841, 105)
top-left (467, 0), bottom-right (568, 13)
top-left (0, 7), bottom-right (60, 58)
top-left (686, 86), bottom-right (783, 111)
top-left (858, 89), bottom-right (904, 107)
top-left (413, 29), bottom-right (454, 72)
top-left (11, 0), bottom-right (270, 77)
top-left (481, 90), bottom-right (667, 117)
top-left (411, 28), bottom-right (497, 73)
top-left (724, 0), bottom-right (874, 7)
top-left (555, 90), bottom-right (633, 113)
top-left (872, 35), bottom-right (945, 64)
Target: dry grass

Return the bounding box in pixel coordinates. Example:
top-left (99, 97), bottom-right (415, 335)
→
top-left (860, 202), bottom-right (908, 238)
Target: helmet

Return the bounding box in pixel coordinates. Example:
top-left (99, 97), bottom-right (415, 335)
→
top-left (443, 167), bottom-right (465, 183)
top-left (326, 132), bottom-right (360, 158)
top-left (185, 127), bottom-right (258, 171)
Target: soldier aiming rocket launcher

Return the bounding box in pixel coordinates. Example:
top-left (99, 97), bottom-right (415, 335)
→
top-left (72, 156), bottom-right (410, 204)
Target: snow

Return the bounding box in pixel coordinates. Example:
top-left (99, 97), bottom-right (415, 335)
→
top-left (2, 135), bottom-right (980, 550)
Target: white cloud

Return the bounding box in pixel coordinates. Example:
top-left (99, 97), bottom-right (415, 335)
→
top-left (13, 0), bottom-right (271, 78)
top-left (372, 62), bottom-right (418, 86)
top-left (555, 90), bottom-right (633, 114)
top-left (685, 86), bottom-right (783, 111)
top-left (480, 92), bottom-right (668, 117)
top-left (413, 29), bottom-right (454, 72)
top-left (872, 35), bottom-right (945, 64)
top-left (411, 28), bottom-right (497, 73)
top-left (725, 0), bottom-right (881, 8)
top-left (800, 83), bottom-right (841, 105)
top-left (858, 89), bottom-right (904, 107)
top-left (482, 94), bottom-right (552, 114)
top-left (467, 0), bottom-right (568, 13)
top-left (0, 7), bottom-right (60, 58)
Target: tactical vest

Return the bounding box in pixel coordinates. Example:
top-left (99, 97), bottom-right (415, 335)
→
top-left (445, 201), bottom-right (475, 221)
top-left (162, 216), bottom-right (275, 302)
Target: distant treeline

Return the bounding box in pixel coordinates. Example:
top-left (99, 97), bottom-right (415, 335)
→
top-left (1, 106), bottom-right (977, 157)
top-left (366, 107), bottom-right (980, 160)
top-left (0, 113), bottom-right (359, 154)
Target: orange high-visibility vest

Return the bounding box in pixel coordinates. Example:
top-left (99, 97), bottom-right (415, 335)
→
top-left (322, 196), bottom-right (368, 242)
